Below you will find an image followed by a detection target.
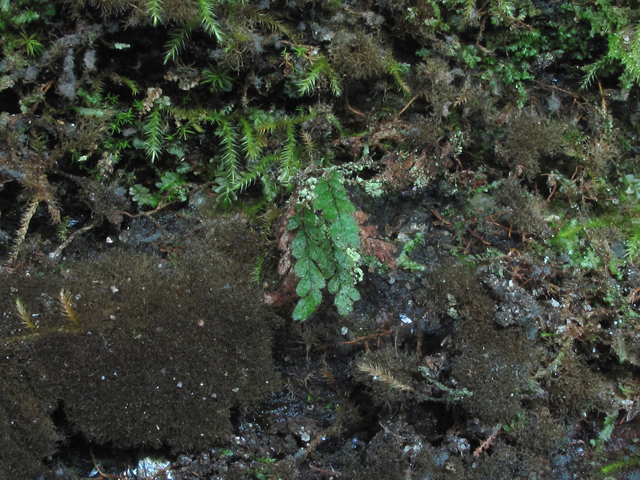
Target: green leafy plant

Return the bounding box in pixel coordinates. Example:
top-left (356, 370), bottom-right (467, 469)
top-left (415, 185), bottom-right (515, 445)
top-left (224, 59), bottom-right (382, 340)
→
top-left (567, 0), bottom-right (640, 90)
top-left (201, 66), bottom-right (233, 92)
top-left (397, 233), bottom-right (426, 272)
top-left (162, 0), bottom-right (227, 63)
top-left (17, 31), bottom-right (43, 56)
top-left (210, 107), bottom-right (318, 208)
top-left (287, 171), bottom-right (361, 321)
top-left (293, 55), bottom-right (342, 97)
top-left (130, 169), bottom-right (189, 209)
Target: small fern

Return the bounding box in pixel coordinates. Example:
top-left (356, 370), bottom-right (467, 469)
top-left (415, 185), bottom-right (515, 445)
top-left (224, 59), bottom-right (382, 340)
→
top-left (294, 56), bottom-right (342, 97)
top-left (288, 171), bottom-right (361, 320)
top-left (143, 103), bottom-right (165, 162)
top-left (144, 0), bottom-right (164, 26)
top-left (198, 0), bottom-right (225, 42)
top-left (164, 20), bottom-right (197, 64)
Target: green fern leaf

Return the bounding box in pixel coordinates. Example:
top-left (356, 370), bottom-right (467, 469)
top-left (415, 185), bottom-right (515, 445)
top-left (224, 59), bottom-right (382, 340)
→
top-left (288, 172), bottom-right (362, 321)
top-left (314, 172), bottom-right (359, 247)
top-left (278, 122), bottom-right (299, 185)
top-left (296, 56), bottom-right (342, 97)
top-left (216, 118), bottom-right (240, 183)
top-left (144, 0), bottom-right (164, 26)
top-left (198, 0), bottom-right (225, 42)
top-left (164, 20), bottom-right (196, 64)
top-left (143, 105), bottom-right (164, 162)
top-left (238, 116), bottom-right (263, 161)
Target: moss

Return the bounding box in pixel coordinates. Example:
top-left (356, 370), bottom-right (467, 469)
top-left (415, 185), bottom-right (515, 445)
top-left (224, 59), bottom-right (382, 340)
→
top-left (0, 362), bottom-right (59, 478)
top-left (472, 440), bottom-right (547, 480)
top-left (512, 409), bottom-right (568, 455)
top-left (353, 420), bottom-right (466, 480)
top-left (545, 350), bottom-right (614, 418)
top-left (427, 260), bottom-right (495, 322)
top-left (0, 217), bottom-right (278, 453)
top-left (499, 113), bottom-right (566, 180)
top-left (495, 176), bottom-right (552, 238)
top-left (451, 317), bottom-right (537, 425)
top-left (331, 29), bottom-right (388, 81)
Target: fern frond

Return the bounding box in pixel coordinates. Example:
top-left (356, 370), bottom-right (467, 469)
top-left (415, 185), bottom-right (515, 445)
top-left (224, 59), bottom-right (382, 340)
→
top-left (144, 0), bottom-right (164, 26)
top-left (278, 122), bottom-right (299, 185)
top-left (109, 73), bottom-right (139, 95)
top-left (232, 154), bottom-right (278, 193)
top-left (198, 0), bottom-right (225, 42)
top-left (245, 9), bottom-right (295, 39)
top-left (143, 105), bottom-right (165, 162)
top-left (15, 297), bottom-right (36, 329)
top-left (164, 20), bottom-right (196, 64)
top-left (387, 60), bottom-right (411, 95)
top-left (216, 118), bottom-right (241, 183)
top-left (238, 116), bottom-right (263, 161)
top-left (296, 56), bottom-right (342, 97)
top-left (59, 289), bottom-right (80, 327)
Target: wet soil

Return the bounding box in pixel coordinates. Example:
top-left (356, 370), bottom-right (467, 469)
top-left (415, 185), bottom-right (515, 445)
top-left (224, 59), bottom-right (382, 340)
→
top-left (2, 180), bottom-right (639, 480)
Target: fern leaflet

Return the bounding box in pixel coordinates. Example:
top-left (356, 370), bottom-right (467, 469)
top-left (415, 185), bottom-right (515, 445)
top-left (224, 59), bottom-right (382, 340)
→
top-left (198, 0), bottom-right (225, 42)
top-left (164, 20), bottom-right (197, 64)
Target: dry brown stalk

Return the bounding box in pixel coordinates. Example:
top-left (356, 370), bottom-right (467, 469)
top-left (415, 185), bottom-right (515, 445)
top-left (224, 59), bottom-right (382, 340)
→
top-left (8, 197), bottom-right (40, 264)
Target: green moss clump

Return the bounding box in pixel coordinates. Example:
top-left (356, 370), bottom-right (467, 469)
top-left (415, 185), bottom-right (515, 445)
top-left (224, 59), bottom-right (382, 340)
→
top-left (331, 29), bottom-right (388, 81)
top-left (495, 177), bottom-right (552, 238)
top-left (0, 217), bottom-right (277, 459)
top-left (499, 113), bottom-right (566, 180)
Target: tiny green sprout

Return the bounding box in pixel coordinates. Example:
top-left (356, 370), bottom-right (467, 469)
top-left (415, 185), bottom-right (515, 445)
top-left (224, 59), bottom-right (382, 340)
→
top-left (292, 44), bottom-right (309, 58)
top-left (202, 67), bottom-right (233, 93)
top-left (18, 32), bottom-right (44, 57)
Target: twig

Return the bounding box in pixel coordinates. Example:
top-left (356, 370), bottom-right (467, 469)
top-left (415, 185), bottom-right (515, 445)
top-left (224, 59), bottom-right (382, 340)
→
top-left (309, 465), bottom-right (341, 477)
top-left (395, 94), bottom-right (420, 120)
top-left (473, 424), bottom-right (501, 457)
top-left (50, 220), bottom-right (98, 259)
top-left (345, 83), bottom-right (365, 118)
top-left (90, 447), bottom-right (120, 479)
